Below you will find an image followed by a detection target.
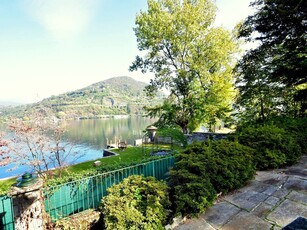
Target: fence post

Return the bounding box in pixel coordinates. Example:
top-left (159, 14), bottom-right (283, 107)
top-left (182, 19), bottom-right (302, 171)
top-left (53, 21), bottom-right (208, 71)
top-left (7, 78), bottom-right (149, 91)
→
top-left (8, 178), bottom-right (46, 230)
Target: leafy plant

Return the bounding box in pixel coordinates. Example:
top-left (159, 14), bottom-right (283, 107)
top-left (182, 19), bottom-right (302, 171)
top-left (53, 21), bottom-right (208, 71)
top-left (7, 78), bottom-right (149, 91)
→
top-left (156, 127), bottom-right (187, 147)
top-left (236, 123), bottom-right (302, 169)
top-left (100, 175), bottom-right (170, 230)
top-left (169, 140), bottom-right (255, 217)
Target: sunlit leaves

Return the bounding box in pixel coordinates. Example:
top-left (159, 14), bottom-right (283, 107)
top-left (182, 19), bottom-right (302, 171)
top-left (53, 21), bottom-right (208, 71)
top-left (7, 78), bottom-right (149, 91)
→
top-left (131, 0), bottom-right (238, 133)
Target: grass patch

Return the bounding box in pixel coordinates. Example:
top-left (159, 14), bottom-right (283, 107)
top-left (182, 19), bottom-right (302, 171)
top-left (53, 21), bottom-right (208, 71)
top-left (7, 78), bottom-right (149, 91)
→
top-left (0, 177), bottom-right (17, 195)
top-left (67, 146), bottom-right (152, 174)
top-left (1, 146), bottom-right (177, 190)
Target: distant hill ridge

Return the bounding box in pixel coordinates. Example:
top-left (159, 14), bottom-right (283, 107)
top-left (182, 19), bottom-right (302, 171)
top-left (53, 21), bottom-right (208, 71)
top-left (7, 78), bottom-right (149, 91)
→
top-left (0, 76), bottom-right (163, 119)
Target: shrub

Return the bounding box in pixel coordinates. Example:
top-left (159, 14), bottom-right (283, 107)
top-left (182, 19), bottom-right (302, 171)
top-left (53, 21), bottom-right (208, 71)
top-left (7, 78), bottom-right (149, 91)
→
top-left (156, 127), bottom-right (187, 147)
top-left (101, 175), bottom-right (170, 230)
top-left (236, 124), bottom-right (302, 169)
top-left (169, 140), bottom-right (255, 217)
top-left (203, 140), bottom-right (255, 193)
top-left (268, 117), bottom-right (307, 155)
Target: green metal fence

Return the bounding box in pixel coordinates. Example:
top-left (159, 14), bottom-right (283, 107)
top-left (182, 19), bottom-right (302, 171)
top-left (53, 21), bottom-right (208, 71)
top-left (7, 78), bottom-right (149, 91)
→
top-left (0, 195), bottom-right (14, 230)
top-left (44, 156), bottom-right (175, 221)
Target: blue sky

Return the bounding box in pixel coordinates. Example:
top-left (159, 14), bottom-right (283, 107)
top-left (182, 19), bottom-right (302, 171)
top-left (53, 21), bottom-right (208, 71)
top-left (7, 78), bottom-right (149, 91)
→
top-left (0, 0), bottom-right (254, 104)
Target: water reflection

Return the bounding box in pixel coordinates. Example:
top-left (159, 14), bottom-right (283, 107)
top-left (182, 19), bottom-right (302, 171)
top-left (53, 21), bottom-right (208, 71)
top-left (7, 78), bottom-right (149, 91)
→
top-left (0, 116), bottom-right (155, 179)
top-left (64, 116), bottom-right (155, 149)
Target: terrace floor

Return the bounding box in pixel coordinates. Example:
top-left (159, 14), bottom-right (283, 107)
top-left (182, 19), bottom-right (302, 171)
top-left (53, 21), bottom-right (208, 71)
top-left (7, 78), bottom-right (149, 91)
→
top-left (175, 155), bottom-right (307, 230)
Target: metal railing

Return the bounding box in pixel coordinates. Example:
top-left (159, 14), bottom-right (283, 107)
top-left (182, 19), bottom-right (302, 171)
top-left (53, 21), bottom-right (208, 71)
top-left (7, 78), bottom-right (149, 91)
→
top-left (44, 156), bottom-right (175, 221)
top-left (0, 195), bottom-right (14, 230)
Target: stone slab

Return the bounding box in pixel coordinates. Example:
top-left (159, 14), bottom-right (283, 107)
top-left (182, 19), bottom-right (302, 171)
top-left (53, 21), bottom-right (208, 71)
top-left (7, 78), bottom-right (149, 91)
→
top-left (251, 202), bottom-right (274, 219)
top-left (283, 166), bottom-right (307, 178)
top-left (220, 210), bottom-right (273, 230)
top-left (238, 180), bottom-right (278, 195)
top-left (255, 171), bottom-right (288, 187)
top-left (264, 196), bottom-right (280, 206)
top-left (267, 199), bottom-right (307, 227)
top-left (272, 188), bottom-right (291, 199)
top-left (224, 190), bottom-right (269, 211)
top-left (286, 190), bottom-right (307, 205)
top-left (201, 201), bottom-right (240, 229)
top-left (175, 218), bottom-right (215, 230)
top-left (283, 177), bottom-right (307, 192)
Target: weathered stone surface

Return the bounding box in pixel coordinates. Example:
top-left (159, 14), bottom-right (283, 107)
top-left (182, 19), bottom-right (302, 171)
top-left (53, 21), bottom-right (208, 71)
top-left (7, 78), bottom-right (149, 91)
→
top-left (10, 180), bottom-right (45, 230)
top-left (286, 190), bottom-right (307, 205)
top-left (220, 211), bottom-right (272, 230)
top-left (255, 171), bottom-right (288, 187)
top-left (238, 181), bottom-right (278, 195)
top-left (272, 188), bottom-right (290, 199)
top-left (201, 201), bottom-right (240, 229)
top-left (264, 196), bottom-right (280, 206)
top-left (175, 218), bottom-right (215, 230)
top-left (266, 199), bottom-right (307, 227)
top-left (283, 177), bottom-right (307, 191)
top-left (251, 202), bottom-right (273, 219)
top-left (224, 190), bottom-right (269, 211)
top-left (283, 166), bottom-right (307, 178)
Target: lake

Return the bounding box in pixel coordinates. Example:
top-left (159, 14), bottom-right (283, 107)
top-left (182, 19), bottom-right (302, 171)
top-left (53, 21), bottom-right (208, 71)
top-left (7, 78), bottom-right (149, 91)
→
top-left (0, 116), bottom-right (155, 179)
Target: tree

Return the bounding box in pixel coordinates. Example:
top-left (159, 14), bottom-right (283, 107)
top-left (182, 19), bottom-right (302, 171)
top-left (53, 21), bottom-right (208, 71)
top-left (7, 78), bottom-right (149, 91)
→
top-left (130, 0), bottom-right (238, 133)
top-left (5, 111), bottom-right (80, 177)
top-left (237, 0), bottom-right (307, 119)
top-left (235, 47), bottom-right (298, 121)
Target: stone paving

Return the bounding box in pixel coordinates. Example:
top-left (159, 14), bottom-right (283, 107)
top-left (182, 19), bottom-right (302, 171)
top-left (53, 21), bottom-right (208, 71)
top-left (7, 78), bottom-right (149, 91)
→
top-left (175, 155), bottom-right (307, 230)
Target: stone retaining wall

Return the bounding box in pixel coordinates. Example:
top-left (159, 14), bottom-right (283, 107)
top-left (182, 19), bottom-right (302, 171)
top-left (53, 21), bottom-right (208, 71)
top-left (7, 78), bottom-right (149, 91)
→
top-left (186, 132), bottom-right (228, 144)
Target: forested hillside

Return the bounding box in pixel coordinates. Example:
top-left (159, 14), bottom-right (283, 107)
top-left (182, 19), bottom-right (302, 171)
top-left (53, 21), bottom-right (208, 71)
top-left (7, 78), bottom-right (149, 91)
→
top-left (0, 76), bottom-right (164, 120)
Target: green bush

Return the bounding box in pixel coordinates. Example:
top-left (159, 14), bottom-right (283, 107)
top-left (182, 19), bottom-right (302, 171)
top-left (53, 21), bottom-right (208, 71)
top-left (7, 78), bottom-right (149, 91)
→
top-left (101, 175), bottom-right (170, 230)
top-left (236, 124), bottom-right (302, 169)
top-left (168, 140), bottom-right (255, 217)
top-left (268, 117), bottom-right (307, 155)
top-left (156, 127), bottom-right (187, 147)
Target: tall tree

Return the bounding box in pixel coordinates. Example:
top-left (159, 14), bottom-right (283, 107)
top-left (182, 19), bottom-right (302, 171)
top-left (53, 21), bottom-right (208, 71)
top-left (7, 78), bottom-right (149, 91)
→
top-left (235, 47), bottom-right (298, 121)
top-left (130, 0), bottom-right (238, 133)
top-left (237, 0), bottom-right (307, 119)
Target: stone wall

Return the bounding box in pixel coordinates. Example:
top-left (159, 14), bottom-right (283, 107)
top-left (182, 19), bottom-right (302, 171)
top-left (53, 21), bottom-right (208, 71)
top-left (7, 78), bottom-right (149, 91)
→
top-left (9, 180), bottom-right (45, 230)
top-left (186, 132), bottom-right (228, 144)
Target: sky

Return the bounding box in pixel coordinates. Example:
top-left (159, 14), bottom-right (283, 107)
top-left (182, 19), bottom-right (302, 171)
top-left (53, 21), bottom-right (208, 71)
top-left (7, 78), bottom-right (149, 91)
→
top-left (0, 0), bottom-right (255, 104)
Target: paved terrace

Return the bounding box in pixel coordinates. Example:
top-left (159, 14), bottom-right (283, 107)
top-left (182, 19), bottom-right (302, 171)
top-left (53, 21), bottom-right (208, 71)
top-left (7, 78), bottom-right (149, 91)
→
top-left (175, 155), bottom-right (307, 230)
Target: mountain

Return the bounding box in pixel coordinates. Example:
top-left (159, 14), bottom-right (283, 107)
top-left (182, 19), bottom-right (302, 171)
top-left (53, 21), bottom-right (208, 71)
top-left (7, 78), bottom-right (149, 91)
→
top-left (0, 76), bottom-right (164, 120)
top-left (0, 101), bottom-right (22, 107)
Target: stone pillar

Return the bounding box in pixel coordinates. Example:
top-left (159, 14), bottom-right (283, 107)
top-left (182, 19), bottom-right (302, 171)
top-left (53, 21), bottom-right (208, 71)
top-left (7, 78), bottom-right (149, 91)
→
top-left (9, 180), bottom-right (45, 230)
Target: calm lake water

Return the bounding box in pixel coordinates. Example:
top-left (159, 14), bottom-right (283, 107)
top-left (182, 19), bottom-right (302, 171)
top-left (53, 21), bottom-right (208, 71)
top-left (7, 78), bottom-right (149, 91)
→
top-left (0, 116), bottom-right (155, 179)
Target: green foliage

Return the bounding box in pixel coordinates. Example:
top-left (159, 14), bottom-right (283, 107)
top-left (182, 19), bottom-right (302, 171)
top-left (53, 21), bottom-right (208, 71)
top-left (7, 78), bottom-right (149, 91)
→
top-left (237, 0), bottom-right (306, 119)
top-left (101, 175), bottom-right (170, 230)
top-left (235, 48), bottom-right (297, 121)
top-left (236, 123), bottom-right (302, 169)
top-left (169, 140), bottom-right (255, 217)
top-left (0, 178), bottom-right (16, 196)
top-left (156, 127), bottom-right (187, 147)
top-left (130, 0), bottom-right (238, 133)
top-left (267, 117), bottom-right (307, 155)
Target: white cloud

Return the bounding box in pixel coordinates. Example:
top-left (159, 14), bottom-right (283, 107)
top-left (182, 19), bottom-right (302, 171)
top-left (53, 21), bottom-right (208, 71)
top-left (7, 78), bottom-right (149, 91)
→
top-left (22, 0), bottom-right (100, 41)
